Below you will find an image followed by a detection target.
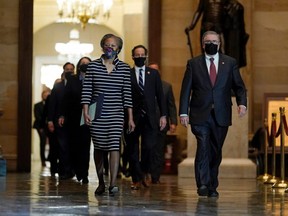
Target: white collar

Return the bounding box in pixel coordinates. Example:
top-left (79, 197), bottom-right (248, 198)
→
top-left (205, 52), bottom-right (219, 61)
top-left (135, 66), bottom-right (145, 72)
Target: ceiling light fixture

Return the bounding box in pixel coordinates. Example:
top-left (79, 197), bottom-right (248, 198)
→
top-left (55, 29), bottom-right (94, 58)
top-left (56, 0), bottom-right (113, 29)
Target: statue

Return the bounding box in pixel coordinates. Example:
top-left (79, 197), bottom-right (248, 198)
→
top-left (185, 0), bottom-right (249, 68)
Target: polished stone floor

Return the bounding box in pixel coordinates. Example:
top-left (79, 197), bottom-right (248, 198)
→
top-left (1, 162), bottom-right (288, 216)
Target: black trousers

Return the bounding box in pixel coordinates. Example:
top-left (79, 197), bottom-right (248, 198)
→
top-left (126, 115), bottom-right (157, 183)
top-left (55, 126), bottom-right (73, 176)
top-left (36, 128), bottom-right (47, 164)
top-left (69, 124), bottom-right (91, 179)
top-left (47, 130), bottom-right (59, 174)
top-left (150, 130), bottom-right (167, 182)
top-left (191, 110), bottom-right (228, 191)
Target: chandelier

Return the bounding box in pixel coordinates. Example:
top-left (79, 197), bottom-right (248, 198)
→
top-left (55, 29), bottom-right (94, 58)
top-left (56, 0), bottom-right (113, 29)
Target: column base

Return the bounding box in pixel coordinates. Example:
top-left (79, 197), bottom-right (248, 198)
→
top-left (178, 158), bottom-right (257, 178)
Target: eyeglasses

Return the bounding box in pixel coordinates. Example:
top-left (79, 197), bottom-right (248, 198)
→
top-left (204, 40), bottom-right (220, 45)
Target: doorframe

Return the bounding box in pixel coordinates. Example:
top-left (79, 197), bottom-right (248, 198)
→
top-left (18, 0), bottom-right (33, 172)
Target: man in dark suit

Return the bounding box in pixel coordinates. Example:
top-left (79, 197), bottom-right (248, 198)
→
top-left (33, 89), bottom-right (50, 167)
top-left (148, 63), bottom-right (178, 184)
top-left (126, 45), bottom-right (167, 190)
top-left (58, 57), bottom-right (91, 184)
top-left (47, 62), bottom-right (75, 179)
top-left (179, 31), bottom-right (247, 197)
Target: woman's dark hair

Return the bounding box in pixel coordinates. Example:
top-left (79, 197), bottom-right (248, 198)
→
top-left (76, 56), bottom-right (92, 74)
top-left (100, 34), bottom-right (123, 54)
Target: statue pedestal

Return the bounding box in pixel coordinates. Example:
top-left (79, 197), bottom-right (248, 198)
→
top-left (178, 98), bottom-right (256, 178)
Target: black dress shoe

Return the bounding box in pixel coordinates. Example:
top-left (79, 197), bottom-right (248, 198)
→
top-left (59, 173), bottom-right (74, 180)
top-left (82, 177), bottom-right (89, 184)
top-left (95, 184), bottom-right (105, 196)
top-left (108, 186), bottom-right (119, 196)
top-left (76, 175), bottom-right (83, 182)
top-left (208, 190), bottom-right (219, 198)
top-left (124, 171), bottom-right (131, 178)
top-left (197, 185), bottom-right (208, 196)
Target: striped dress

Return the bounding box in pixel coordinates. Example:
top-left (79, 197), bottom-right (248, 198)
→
top-left (81, 56), bottom-right (132, 151)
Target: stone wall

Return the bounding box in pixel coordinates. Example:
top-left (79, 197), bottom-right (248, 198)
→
top-left (0, 1), bottom-right (19, 171)
top-left (252, 0), bottom-right (288, 131)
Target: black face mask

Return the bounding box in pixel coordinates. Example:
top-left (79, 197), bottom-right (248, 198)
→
top-left (79, 64), bottom-right (88, 73)
top-left (65, 72), bottom-right (73, 79)
top-left (204, 43), bottom-right (218, 55)
top-left (134, 57), bottom-right (146, 67)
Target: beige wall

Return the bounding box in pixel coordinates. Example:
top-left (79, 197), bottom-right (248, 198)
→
top-left (1, 0), bottom-right (288, 171)
top-left (252, 1), bottom-right (288, 131)
top-left (0, 0), bottom-right (19, 170)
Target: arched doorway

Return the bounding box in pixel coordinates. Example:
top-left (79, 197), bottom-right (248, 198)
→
top-left (32, 23), bottom-right (118, 164)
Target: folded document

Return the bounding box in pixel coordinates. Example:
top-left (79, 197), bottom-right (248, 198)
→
top-left (80, 102), bottom-right (96, 126)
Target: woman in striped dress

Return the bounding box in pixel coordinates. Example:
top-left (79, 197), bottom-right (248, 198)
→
top-left (81, 34), bottom-right (135, 196)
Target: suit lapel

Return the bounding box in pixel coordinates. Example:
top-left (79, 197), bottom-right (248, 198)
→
top-left (215, 54), bottom-right (226, 86)
top-left (131, 68), bottom-right (142, 94)
top-left (144, 67), bottom-right (151, 92)
top-left (131, 68), bottom-right (137, 85)
top-left (198, 56), bottom-right (212, 87)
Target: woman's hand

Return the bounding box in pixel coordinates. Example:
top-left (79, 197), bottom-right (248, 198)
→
top-left (83, 104), bottom-right (91, 125)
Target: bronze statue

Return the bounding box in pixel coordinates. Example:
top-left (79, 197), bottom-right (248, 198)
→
top-left (185, 0), bottom-right (249, 68)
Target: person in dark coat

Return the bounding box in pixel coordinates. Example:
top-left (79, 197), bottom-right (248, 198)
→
top-left (148, 62), bottom-right (178, 184)
top-left (33, 89), bottom-right (50, 167)
top-left (47, 62), bottom-right (75, 180)
top-left (179, 31), bottom-right (247, 197)
top-left (125, 45), bottom-right (167, 190)
top-left (59, 57), bottom-right (92, 184)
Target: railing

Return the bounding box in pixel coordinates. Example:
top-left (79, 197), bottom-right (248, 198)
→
top-left (257, 107), bottom-right (288, 190)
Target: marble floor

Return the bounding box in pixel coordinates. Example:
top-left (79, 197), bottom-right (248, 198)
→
top-left (1, 162), bottom-right (288, 216)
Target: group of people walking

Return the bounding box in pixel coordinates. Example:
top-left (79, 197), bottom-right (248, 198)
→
top-left (33, 33), bottom-right (178, 196)
top-left (33, 30), bottom-right (247, 198)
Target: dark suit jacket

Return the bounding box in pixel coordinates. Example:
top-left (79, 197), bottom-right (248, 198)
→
top-left (48, 80), bottom-right (66, 124)
top-left (60, 75), bottom-right (83, 126)
top-left (131, 67), bottom-right (166, 129)
top-left (179, 53), bottom-right (247, 127)
top-left (156, 81), bottom-right (178, 132)
top-left (33, 101), bottom-right (45, 129)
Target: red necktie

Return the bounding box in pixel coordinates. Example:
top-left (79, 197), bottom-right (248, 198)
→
top-left (210, 58), bottom-right (216, 86)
